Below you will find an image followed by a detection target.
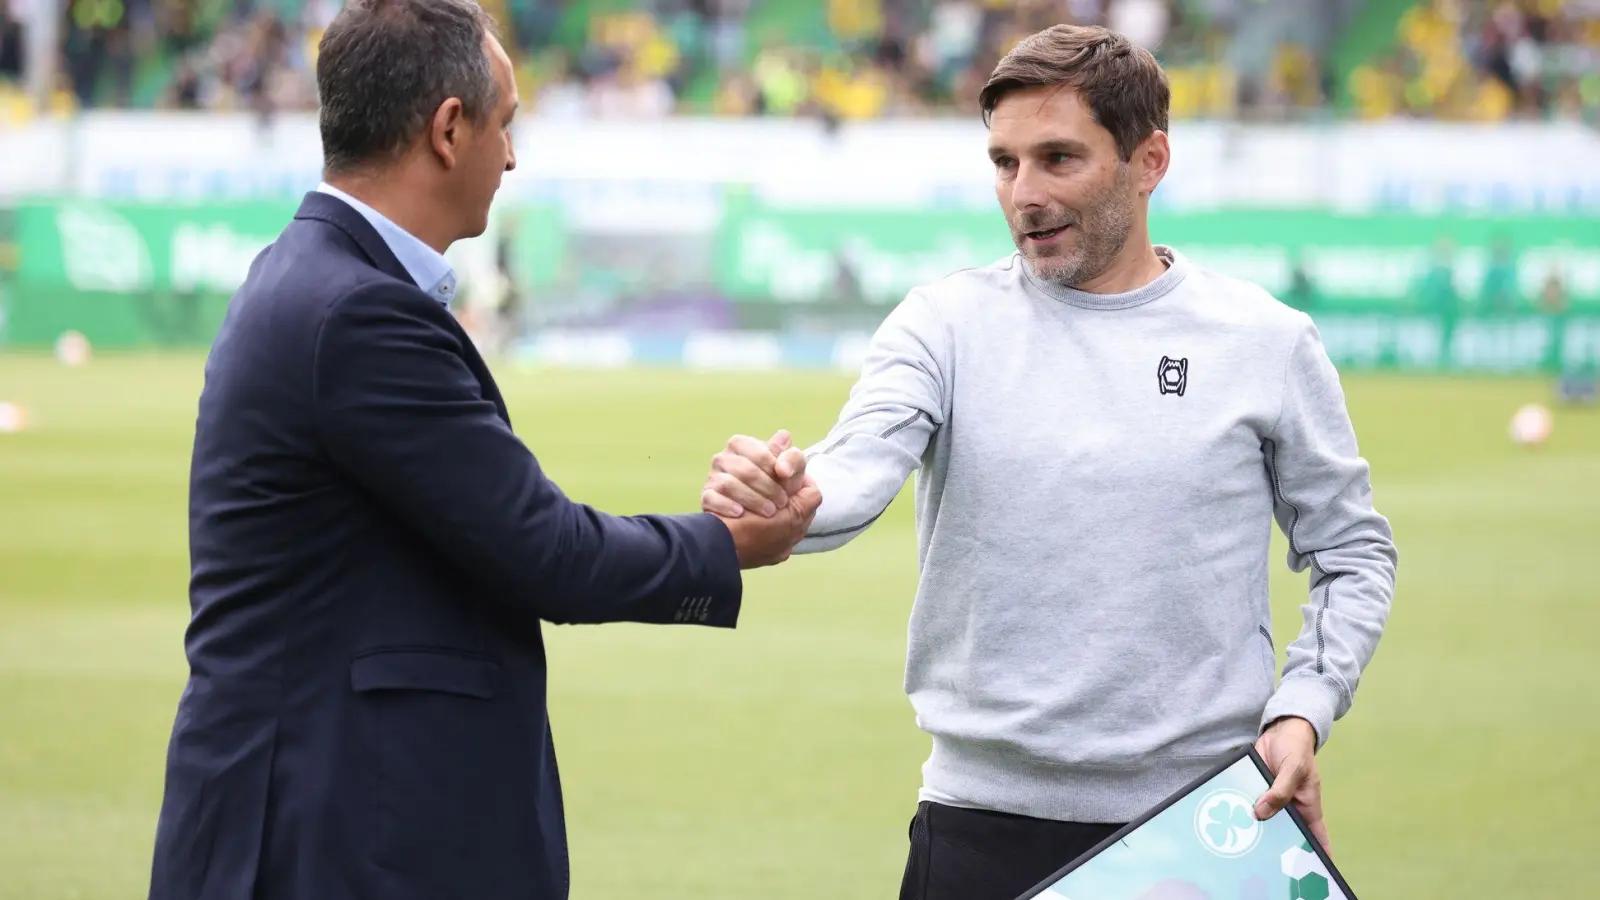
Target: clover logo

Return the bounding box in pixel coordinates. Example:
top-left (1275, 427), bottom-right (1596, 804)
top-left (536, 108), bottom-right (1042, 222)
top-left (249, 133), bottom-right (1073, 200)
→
top-left (1192, 789), bottom-right (1262, 858)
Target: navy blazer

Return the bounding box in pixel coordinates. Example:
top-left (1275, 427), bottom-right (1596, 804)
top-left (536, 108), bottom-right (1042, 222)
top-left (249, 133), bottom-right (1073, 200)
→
top-left (148, 191), bottom-right (744, 900)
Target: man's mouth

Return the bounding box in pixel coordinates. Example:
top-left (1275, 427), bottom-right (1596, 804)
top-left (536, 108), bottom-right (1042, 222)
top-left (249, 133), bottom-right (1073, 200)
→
top-left (1024, 225), bottom-right (1069, 242)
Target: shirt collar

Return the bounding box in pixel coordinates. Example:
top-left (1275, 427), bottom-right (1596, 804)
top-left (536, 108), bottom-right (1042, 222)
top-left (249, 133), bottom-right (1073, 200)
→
top-left (315, 182), bottom-right (458, 306)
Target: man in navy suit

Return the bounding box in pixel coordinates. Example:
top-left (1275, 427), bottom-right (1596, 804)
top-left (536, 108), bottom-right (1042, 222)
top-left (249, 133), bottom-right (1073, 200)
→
top-left (146, 2), bottom-right (819, 898)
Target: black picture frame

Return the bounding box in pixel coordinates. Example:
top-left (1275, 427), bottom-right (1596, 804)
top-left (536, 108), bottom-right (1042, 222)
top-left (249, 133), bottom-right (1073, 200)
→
top-left (1012, 744), bottom-right (1360, 900)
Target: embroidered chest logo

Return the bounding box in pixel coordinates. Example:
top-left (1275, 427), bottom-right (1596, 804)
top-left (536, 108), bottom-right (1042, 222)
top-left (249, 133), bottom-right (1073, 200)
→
top-left (1158, 356), bottom-right (1188, 396)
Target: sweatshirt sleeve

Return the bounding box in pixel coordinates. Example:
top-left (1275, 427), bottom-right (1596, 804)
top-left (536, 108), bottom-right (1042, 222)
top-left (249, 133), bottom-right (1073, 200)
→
top-left (793, 289), bottom-right (949, 554)
top-left (1260, 314), bottom-right (1398, 749)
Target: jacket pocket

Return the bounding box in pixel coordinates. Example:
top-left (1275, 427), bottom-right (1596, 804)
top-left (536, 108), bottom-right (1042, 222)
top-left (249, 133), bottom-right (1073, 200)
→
top-left (350, 648), bottom-right (500, 699)
top-left (350, 649), bottom-right (515, 876)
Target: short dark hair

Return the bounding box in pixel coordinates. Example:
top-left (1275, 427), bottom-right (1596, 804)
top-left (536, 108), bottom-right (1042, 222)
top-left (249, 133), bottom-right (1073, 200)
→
top-left (978, 25), bottom-right (1170, 162)
top-left (315, 0), bottom-right (499, 174)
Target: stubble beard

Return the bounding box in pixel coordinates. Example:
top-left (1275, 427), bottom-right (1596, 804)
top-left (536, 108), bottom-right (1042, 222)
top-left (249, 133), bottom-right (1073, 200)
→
top-left (1014, 163), bottom-right (1136, 290)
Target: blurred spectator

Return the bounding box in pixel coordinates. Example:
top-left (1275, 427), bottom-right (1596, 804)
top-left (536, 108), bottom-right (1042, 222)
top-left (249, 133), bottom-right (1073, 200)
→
top-left (1480, 235), bottom-right (1520, 312)
top-left (750, 38), bottom-right (812, 115)
top-left (528, 50), bottom-right (587, 118)
top-left (6, 0), bottom-right (1595, 126)
top-left (1540, 270), bottom-right (1569, 314)
top-left (1347, 0), bottom-right (1600, 124)
top-left (1, 0), bottom-right (23, 83)
top-left (813, 55), bottom-right (891, 120)
top-left (711, 68), bottom-right (758, 114)
top-left (589, 62), bottom-right (676, 117)
top-left (1416, 236), bottom-right (1462, 314)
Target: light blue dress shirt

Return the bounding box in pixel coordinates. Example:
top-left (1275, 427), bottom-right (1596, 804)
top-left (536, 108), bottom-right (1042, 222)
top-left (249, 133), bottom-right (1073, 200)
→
top-left (315, 182), bottom-right (458, 307)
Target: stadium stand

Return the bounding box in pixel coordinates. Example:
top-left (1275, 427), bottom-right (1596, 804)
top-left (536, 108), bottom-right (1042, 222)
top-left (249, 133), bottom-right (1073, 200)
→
top-left (1339, 0), bottom-right (1600, 121)
top-left (0, 0), bottom-right (1595, 125)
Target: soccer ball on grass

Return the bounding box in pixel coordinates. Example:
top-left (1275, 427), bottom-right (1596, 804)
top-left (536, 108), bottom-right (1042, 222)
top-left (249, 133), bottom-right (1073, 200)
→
top-left (1508, 403), bottom-right (1553, 447)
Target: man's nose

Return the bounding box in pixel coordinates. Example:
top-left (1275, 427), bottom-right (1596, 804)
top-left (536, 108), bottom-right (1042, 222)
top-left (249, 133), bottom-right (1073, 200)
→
top-left (1010, 162), bottom-right (1048, 211)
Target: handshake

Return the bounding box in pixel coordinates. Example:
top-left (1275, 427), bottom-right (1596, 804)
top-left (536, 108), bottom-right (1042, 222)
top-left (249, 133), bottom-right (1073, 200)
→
top-left (700, 430), bottom-right (820, 569)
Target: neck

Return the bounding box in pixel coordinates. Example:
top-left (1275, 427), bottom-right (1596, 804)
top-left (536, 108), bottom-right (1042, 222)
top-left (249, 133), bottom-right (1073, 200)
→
top-left (323, 169), bottom-right (454, 254)
top-left (1071, 227), bottom-right (1167, 295)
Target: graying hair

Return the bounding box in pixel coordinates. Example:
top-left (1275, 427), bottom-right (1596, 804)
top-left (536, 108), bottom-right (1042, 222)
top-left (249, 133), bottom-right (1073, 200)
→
top-left (316, 0), bottom-right (499, 173)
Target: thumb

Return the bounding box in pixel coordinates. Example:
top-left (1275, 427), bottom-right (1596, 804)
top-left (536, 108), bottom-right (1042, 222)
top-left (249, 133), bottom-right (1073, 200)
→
top-left (775, 447), bottom-right (807, 486)
top-left (768, 429), bottom-right (792, 454)
top-left (1255, 756), bottom-right (1301, 820)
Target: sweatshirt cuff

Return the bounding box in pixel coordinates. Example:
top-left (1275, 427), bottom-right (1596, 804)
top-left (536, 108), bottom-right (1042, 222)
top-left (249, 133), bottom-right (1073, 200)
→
top-left (1260, 676), bottom-right (1343, 751)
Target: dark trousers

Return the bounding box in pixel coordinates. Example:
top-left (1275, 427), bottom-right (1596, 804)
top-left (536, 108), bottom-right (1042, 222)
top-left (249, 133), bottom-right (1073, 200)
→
top-left (898, 801), bottom-right (1125, 900)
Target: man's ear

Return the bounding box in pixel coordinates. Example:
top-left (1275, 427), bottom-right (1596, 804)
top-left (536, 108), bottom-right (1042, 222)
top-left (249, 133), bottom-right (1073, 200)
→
top-left (1135, 130), bottom-right (1171, 196)
top-left (429, 98), bottom-right (466, 170)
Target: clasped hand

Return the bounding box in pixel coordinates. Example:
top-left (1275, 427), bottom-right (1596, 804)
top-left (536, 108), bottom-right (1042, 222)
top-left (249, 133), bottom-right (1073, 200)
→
top-left (702, 430), bottom-right (820, 569)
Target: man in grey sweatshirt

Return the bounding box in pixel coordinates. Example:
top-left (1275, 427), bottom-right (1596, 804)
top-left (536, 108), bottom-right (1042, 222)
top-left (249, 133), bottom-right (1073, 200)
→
top-left (701, 24), bottom-right (1396, 900)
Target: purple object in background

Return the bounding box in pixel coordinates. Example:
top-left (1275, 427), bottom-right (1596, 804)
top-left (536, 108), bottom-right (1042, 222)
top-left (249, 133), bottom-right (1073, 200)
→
top-left (559, 291), bottom-right (738, 332)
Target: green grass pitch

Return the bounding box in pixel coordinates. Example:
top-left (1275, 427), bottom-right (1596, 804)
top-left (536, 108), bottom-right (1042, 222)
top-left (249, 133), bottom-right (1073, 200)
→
top-left (0, 353), bottom-right (1596, 899)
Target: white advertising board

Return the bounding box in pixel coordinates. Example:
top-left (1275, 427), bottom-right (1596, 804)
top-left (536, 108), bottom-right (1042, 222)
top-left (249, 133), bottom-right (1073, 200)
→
top-left (2, 112), bottom-right (1596, 218)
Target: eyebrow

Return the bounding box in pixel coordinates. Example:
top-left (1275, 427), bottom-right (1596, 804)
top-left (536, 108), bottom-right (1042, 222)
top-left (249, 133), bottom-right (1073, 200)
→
top-left (988, 138), bottom-right (1092, 160)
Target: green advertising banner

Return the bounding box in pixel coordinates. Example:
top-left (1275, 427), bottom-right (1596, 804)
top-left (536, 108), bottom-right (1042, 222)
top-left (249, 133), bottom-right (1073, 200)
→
top-left (6, 196), bottom-right (1599, 374)
top-left (713, 202), bottom-right (1016, 305)
top-left (8, 199), bottom-right (566, 347)
top-left (714, 196), bottom-right (1600, 313)
top-left (10, 200), bottom-right (301, 347)
top-left (1312, 313), bottom-right (1599, 374)
top-left (17, 200), bottom-right (300, 296)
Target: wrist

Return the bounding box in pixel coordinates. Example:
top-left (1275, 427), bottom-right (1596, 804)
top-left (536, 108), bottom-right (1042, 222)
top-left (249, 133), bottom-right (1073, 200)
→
top-left (1265, 715), bottom-right (1317, 747)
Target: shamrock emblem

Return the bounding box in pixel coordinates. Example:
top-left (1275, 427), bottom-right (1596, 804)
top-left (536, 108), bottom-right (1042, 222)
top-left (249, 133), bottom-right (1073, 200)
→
top-left (1207, 797), bottom-right (1254, 846)
top-left (1192, 790), bottom-right (1262, 858)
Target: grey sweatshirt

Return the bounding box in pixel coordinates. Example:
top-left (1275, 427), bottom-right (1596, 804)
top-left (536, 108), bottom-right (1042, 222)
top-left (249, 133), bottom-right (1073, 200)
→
top-left (795, 246), bottom-right (1397, 824)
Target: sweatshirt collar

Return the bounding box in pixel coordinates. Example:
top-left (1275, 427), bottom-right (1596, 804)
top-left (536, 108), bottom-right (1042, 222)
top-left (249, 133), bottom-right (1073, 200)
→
top-left (1022, 244), bottom-right (1189, 310)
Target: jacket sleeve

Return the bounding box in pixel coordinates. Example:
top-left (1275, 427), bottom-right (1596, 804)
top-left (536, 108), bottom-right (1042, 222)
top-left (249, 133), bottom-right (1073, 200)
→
top-left (1260, 315), bottom-right (1398, 748)
top-left (794, 289), bottom-right (948, 554)
top-left (310, 282), bottom-right (742, 627)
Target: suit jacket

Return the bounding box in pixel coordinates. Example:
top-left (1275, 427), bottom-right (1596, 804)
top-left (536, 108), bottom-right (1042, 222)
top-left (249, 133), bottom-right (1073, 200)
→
top-left (147, 191), bottom-right (744, 900)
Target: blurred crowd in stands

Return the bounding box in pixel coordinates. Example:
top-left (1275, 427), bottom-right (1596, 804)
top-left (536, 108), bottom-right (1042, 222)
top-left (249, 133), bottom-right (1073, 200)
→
top-left (1349, 0), bottom-right (1600, 121)
top-left (0, 0), bottom-right (1597, 125)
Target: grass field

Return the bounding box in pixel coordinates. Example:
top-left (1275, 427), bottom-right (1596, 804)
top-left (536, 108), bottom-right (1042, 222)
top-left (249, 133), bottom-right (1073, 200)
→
top-left (0, 352), bottom-right (1597, 899)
